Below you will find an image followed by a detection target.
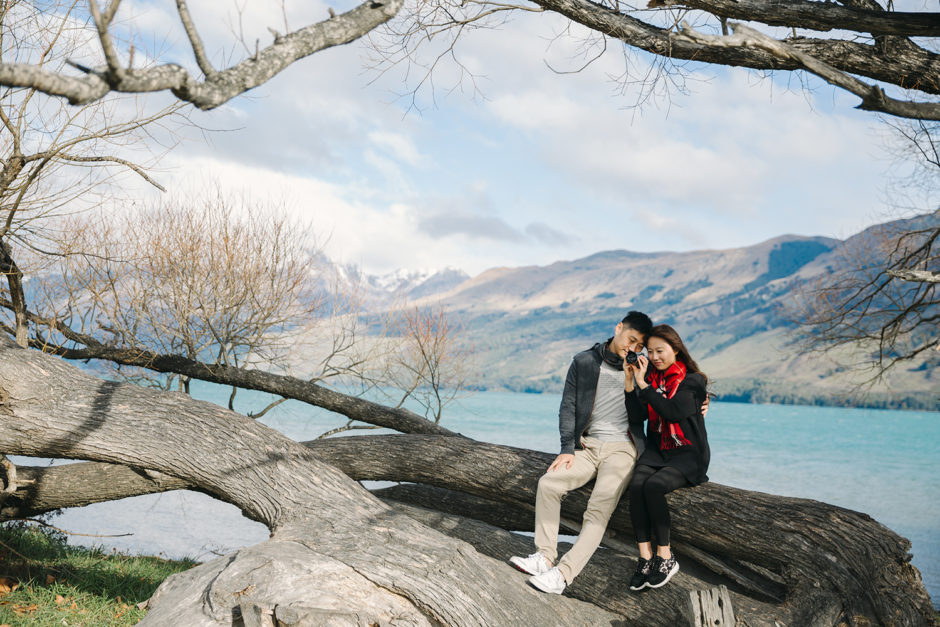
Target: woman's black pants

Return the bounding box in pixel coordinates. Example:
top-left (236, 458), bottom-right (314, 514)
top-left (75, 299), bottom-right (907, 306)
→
top-left (628, 464), bottom-right (689, 546)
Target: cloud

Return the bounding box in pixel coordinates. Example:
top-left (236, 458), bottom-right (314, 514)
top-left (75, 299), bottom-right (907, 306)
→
top-left (77, 1), bottom-right (906, 279)
top-left (368, 131), bottom-right (426, 167)
top-left (525, 222), bottom-right (577, 246)
top-left (418, 213), bottom-right (524, 242)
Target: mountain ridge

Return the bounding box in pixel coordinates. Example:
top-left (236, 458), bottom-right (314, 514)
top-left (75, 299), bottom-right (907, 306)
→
top-left (404, 217), bottom-right (937, 410)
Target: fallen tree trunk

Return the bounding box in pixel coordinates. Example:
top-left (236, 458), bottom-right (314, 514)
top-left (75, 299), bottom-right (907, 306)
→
top-left (308, 435), bottom-right (935, 626)
top-left (382, 498), bottom-right (837, 627)
top-left (4, 436), bottom-right (933, 625)
top-left (0, 336), bottom-right (619, 625)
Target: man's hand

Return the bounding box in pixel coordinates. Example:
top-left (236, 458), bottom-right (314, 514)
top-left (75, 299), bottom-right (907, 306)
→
top-left (548, 453), bottom-right (574, 472)
top-left (623, 361), bottom-right (636, 391)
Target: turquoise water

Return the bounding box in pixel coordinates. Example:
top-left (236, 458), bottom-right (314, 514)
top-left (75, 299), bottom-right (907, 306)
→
top-left (47, 384), bottom-right (939, 607)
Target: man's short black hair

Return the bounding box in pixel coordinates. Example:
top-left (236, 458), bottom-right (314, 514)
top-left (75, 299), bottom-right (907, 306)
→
top-left (621, 311), bottom-right (653, 338)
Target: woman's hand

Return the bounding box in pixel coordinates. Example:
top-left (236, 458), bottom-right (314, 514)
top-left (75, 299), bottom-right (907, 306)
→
top-left (635, 355), bottom-right (650, 389)
top-left (548, 453), bottom-right (574, 472)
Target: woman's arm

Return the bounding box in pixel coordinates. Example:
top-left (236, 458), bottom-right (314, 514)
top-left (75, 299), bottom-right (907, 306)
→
top-left (624, 387), bottom-right (648, 424)
top-left (638, 374), bottom-right (705, 423)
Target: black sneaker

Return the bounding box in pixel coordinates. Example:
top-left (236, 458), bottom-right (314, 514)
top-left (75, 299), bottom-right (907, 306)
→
top-left (645, 554), bottom-right (679, 588)
top-left (629, 557), bottom-right (652, 590)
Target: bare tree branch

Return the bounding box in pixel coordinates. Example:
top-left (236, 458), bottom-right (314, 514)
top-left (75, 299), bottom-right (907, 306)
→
top-left (377, 0), bottom-right (940, 119)
top-left (0, 0), bottom-right (404, 109)
top-left (175, 0), bottom-right (216, 78)
top-left (0, 239), bottom-right (27, 347)
top-left (677, 22), bottom-right (940, 120)
top-left (887, 268), bottom-right (940, 283)
top-left (792, 211), bottom-right (940, 384)
top-left (0, 296), bottom-right (456, 436)
top-left (87, 0), bottom-right (126, 83)
top-left (652, 0), bottom-right (940, 38)
top-left (56, 153), bottom-right (167, 191)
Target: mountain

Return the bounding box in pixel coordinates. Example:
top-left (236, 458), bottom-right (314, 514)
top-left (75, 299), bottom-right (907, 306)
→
top-left (418, 216), bottom-right (938, 410)
top-left (331, 262), bottom-right (470, 306)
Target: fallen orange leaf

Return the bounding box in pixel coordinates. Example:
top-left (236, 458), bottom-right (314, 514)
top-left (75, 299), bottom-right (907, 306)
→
top-left (55, 594), bottom-right (66, 605)
top-left (69, 601), bottom-right (77, 610)
top-left (45, 574), bottom-right (55, 585)
top-left (12, 603), bottom-right (38, 615)
top-left (0, 577), bottom-right (18, 596)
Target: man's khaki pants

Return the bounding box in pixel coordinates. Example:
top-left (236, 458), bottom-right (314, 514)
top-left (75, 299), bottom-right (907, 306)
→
top-left (534, 436), bottom-right (637, 583)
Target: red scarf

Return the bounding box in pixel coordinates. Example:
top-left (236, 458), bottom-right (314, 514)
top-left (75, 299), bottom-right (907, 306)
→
top-left (647, 361), bottom-right (692, 450)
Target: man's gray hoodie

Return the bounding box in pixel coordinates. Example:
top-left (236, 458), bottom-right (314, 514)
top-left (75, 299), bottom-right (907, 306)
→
top-left (557, 341), bottom-right (646, 456)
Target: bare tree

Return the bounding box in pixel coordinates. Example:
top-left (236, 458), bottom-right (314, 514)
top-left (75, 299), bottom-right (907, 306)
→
top-left (384, 302), bottom-right (475, 423)
top-left (0, 0), bottom-right (187, 347)
top-left (792, 210), bottom-right (939, 385)
top-left (27, 188), bottom-right (324, 393)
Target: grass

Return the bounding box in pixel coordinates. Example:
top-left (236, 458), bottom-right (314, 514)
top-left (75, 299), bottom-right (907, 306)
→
top-left (0, 521), bottom-right (196, 626)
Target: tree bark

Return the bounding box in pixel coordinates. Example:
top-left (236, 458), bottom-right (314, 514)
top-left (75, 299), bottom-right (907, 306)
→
top-left (383, 499), bottom-right (839, 627)
top-left (0, 336), bottom-right (619, 625)
top-left (1, 461), bottom-right (190, 519)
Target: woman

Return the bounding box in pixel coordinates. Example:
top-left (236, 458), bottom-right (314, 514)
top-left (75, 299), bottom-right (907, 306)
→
top-left (623, 324), bottom-right (710, 590)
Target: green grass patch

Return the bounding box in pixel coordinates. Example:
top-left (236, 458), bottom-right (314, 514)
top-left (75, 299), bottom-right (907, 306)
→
top-left (0, 521), bottom-right (195, 626)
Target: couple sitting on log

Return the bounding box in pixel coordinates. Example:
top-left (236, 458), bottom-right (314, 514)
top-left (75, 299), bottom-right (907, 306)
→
top-left (510, 311), bottom-right (711, 594)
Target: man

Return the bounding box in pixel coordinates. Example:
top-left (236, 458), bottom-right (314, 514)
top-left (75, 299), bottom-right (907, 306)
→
top-left (509, 311), bottom-right (652, 594)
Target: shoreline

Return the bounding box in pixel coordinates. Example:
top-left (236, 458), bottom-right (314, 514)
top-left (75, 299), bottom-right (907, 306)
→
top-left (471, 379), bottom-right (939, 412)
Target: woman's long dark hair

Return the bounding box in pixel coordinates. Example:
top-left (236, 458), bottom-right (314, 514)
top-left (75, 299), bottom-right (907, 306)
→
top-left (647, 324), bottom-right (707, 385)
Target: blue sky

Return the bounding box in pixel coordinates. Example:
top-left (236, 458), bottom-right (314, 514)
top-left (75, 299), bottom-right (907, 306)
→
top-left (111, 0), bottom-right (927, 276)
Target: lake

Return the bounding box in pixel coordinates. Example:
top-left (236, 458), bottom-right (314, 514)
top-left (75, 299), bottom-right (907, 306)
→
top-left (37, 384), bottom-right (939, 608)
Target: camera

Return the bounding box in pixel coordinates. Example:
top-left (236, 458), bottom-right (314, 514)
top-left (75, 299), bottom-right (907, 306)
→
top-left (625, 350), bottom-right (640, 366)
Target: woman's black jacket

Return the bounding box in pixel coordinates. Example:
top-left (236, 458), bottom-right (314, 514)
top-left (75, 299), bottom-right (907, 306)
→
top-left (625, 372), bottom-right (710, 485)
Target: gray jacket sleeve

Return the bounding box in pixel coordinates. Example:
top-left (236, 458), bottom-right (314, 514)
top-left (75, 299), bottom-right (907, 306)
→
top-left (558, 359), bottom-right (578, 455)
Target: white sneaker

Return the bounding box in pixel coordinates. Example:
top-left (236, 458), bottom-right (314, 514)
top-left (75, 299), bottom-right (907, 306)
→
top-left (528, 567), bottom-right (566, 594)
top-left (509, 552), bottom-right (552, 576)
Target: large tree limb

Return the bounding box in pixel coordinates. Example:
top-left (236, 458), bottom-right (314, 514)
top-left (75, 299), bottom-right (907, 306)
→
top-left (0, 335), bottom-right (618, 625)
top-left (652, 0), bottom-right (940, 38)
top-left (522, 0), bottom-right (940, 97)
top-left (0, 301), bottom-right (455, 436)
top-left (0, 0), bottom-right (404, 109)
top-left (887, 269), bottom-right (940, 284)
top-left (677, 22), bottom-right (940, 120)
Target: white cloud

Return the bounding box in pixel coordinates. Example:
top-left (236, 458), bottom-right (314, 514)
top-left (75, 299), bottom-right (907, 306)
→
top-left (368, 131), bottom-right (427, 167)
top-left (52, 0), bottom-right (914, 277)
